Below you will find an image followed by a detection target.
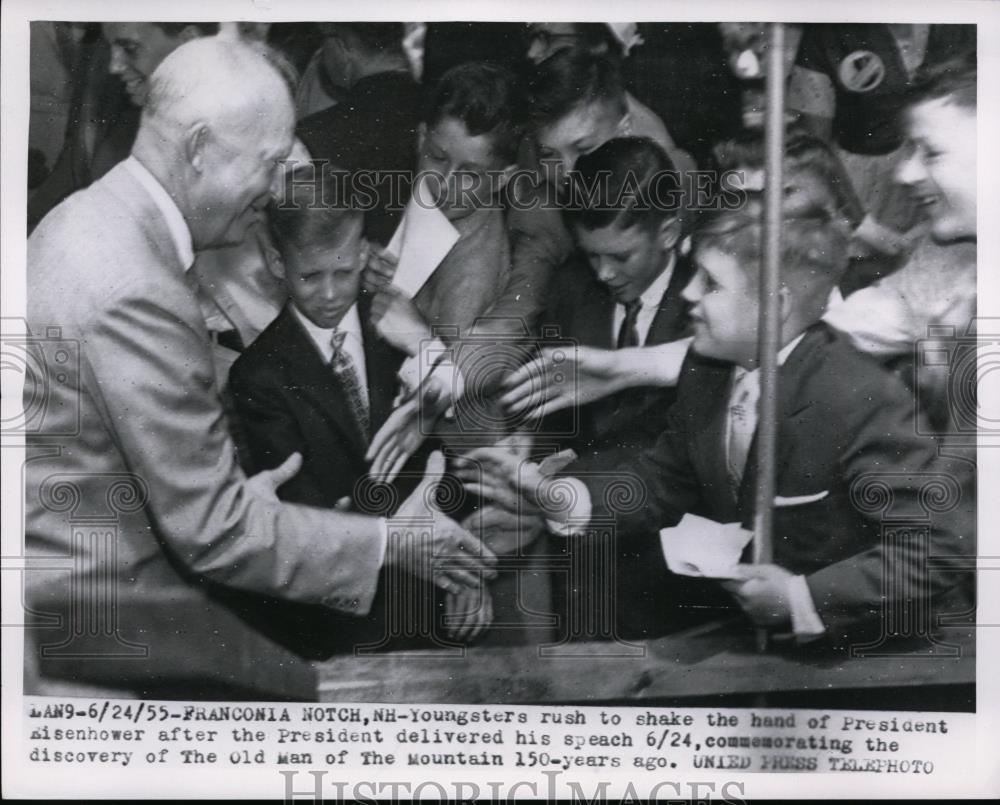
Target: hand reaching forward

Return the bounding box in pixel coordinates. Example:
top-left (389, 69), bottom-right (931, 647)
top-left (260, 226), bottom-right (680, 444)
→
top-left (385, 450), bottom-right (498, 595)
top-left (245, 452), bottom-right (303, 502)
top-left (499, 340), bottom-right (691, 421)
top-left (444, 585), bottom-right (494, 642)
top-left (366, 374), bottom-right (450, 483)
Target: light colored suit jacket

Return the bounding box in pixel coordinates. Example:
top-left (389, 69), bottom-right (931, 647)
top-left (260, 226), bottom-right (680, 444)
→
top-left (25, 162), bottom-right (384, 620)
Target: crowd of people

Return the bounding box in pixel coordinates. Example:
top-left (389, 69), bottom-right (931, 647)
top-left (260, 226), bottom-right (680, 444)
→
top-left (25, 22), bottom-right (977, 668)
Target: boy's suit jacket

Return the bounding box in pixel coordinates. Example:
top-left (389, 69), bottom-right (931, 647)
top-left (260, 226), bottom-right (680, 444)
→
top-left (537, 253), bottom-right (693, 640)
top-left (227, 300), bottom-right (439, 657)
top-left (540, 252), bottom-right (694, 454)
top-left (572, 323), bottom-right (976, 643)
top-left (229, 299), bottom-right (419, 511)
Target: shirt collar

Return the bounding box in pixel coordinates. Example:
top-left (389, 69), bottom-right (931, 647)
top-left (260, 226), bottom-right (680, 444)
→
top-left (735, 331), bottom-right (808, 384)
top-left (635, 251), bottom-right (677, 311)
top-left (292, 302), bottom-right (362, 342)
top-left (122, 156), bottom-right (195, 271)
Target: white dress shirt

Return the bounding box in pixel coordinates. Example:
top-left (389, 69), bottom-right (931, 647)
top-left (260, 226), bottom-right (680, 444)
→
top-left (292, 303), bottom-right (369, 408)
top-left (610, 252), bottom-right (676, 346)
top-left (121, 156), bottom-right (195, 272)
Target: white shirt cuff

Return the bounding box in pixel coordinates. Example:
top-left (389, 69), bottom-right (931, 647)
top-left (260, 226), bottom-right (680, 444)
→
top-left (375, 516), bottom-right (389, 570)
top-left (788, 574), bottom-right (826, 639)
top-left (545, 478), bottom-right (592, 537)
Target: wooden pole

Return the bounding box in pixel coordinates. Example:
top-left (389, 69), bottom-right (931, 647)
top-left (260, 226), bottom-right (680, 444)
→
top-left (753, 22), bottom-right (786, 653)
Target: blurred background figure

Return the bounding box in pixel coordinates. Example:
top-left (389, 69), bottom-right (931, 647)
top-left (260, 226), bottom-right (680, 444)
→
top-left (788, 23), bottom-right (976, 258)
top-left (296, 23), bottom-right (421, 246)
top-left (28, 21), bottom-right (218, 230)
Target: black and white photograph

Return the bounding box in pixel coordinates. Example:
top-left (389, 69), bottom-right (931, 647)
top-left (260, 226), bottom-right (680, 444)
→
top-left (2, 0), bottom-right (998, 800)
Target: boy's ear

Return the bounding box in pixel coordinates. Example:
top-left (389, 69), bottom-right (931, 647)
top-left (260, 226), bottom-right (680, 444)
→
top-left (416, 122), bottom-right (427, 153)
top-left (657, 216), bottom-right (683, 252)
top-left (493, 163), bottom-right (519, 193)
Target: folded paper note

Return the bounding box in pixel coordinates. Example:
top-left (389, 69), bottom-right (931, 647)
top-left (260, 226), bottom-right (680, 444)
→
top-left (383, 176), bottom-right (460, 298)
top-left (659, 514), bottom-right (753, 579)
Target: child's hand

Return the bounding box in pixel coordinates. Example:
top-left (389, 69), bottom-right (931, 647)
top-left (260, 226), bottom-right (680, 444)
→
top-left (721, 563), bottom-right (795, 628)
top-left (363, 248), bottom-right (398, 295)
top-left (444, 585), bottom-right (494, 642)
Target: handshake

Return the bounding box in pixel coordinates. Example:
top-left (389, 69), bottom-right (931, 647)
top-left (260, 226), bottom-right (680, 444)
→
top-left (249, 448), bottom-right (499, 597)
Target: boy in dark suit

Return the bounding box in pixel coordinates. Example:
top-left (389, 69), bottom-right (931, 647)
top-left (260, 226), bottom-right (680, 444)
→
top-left (229, 168), bottom-right (492, 648)
top-left (522, 137), bottom-right (694, 638)
top-left (538, 136), bottom-right (693, 457)
top-left (458, 197), bottom-right (974, 649)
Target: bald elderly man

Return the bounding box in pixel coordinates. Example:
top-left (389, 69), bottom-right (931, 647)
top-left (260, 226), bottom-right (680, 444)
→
top-left (25, 39), bottom-right (495, 664)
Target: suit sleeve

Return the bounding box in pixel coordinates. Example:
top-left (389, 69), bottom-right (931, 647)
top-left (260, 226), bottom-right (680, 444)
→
top-left (570, 402), bottom-right (704, 537)
top-left (804, 369), bottom-right (976, 641)
top-left (83, 279), bottom-right (385, 614)
top-left (486, 180), bottom-right (574, 336)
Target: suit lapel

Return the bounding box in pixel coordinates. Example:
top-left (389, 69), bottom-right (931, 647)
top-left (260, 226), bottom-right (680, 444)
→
top-left (689, 359), bottom-right (742, 522)
top-left (646, 253), bottom-right (694, 345)
top-left (735, 324), bottom-right (828, 516)
top-left (279, 306), bottom-right (370, 459)
top-left (357, 295), bottom-right (405, 433)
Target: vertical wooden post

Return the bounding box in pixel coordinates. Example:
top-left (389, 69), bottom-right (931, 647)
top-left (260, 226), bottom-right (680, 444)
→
top-left (753, 22), bottom-right (786, 652)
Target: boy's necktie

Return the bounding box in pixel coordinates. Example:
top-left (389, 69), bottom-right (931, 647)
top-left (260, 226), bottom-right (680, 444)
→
top-left (330, 330), bottom-right (370, 439)
top-left (726, 367), bottom-right (759, 496)
top-left (616, 299), bottom-right (642, 348)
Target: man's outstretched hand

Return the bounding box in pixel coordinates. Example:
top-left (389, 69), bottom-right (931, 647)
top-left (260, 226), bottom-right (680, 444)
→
top-left (385, 451), bottom-right (498, 595)
top-left (245, 452), bottom-right (303, 502)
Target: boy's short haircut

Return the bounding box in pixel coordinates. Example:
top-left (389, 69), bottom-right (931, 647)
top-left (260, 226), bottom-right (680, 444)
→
top-left (693, 197), bottom-right (852, 291)
top-left (424, 61), bottom-right (524, 164)
top-left (267, 164), bottom-right (363, 259)
top-left (523, 48), bottom-right (627, 131)
top-left (563, 136), bottom-right (680, 233)
top-left (906, 49), bottom-right (976, 112)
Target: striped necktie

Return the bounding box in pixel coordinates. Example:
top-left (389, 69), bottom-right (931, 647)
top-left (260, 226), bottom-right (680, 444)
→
top-left (726, 367), bottom-right (759, 496)
top-left (330, 329), bottom-right (370, 439)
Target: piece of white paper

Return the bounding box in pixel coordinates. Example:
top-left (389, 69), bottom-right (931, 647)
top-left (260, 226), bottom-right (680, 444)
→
top-left (383, 176), bottom-right (460, 298)
top-left (659, 513), bottom-right (753, 579)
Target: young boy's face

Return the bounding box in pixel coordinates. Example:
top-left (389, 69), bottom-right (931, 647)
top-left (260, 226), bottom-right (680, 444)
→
top-left (536, 99), bottom-right (623, 191)
top-left (897, 97), bottom-right (977, 242)
top-left (418, 117), bottom-right (509, 221)
top-left (683, 246), bottom-right (759, 366)
top-left (283, 221), bottom-right (367, 330)
top-left (574, 219), bottom-right (672, 304)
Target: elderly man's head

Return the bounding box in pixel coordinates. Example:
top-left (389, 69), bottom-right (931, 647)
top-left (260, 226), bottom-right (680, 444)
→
top-left (133, 38), bottom-right (295, 250)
